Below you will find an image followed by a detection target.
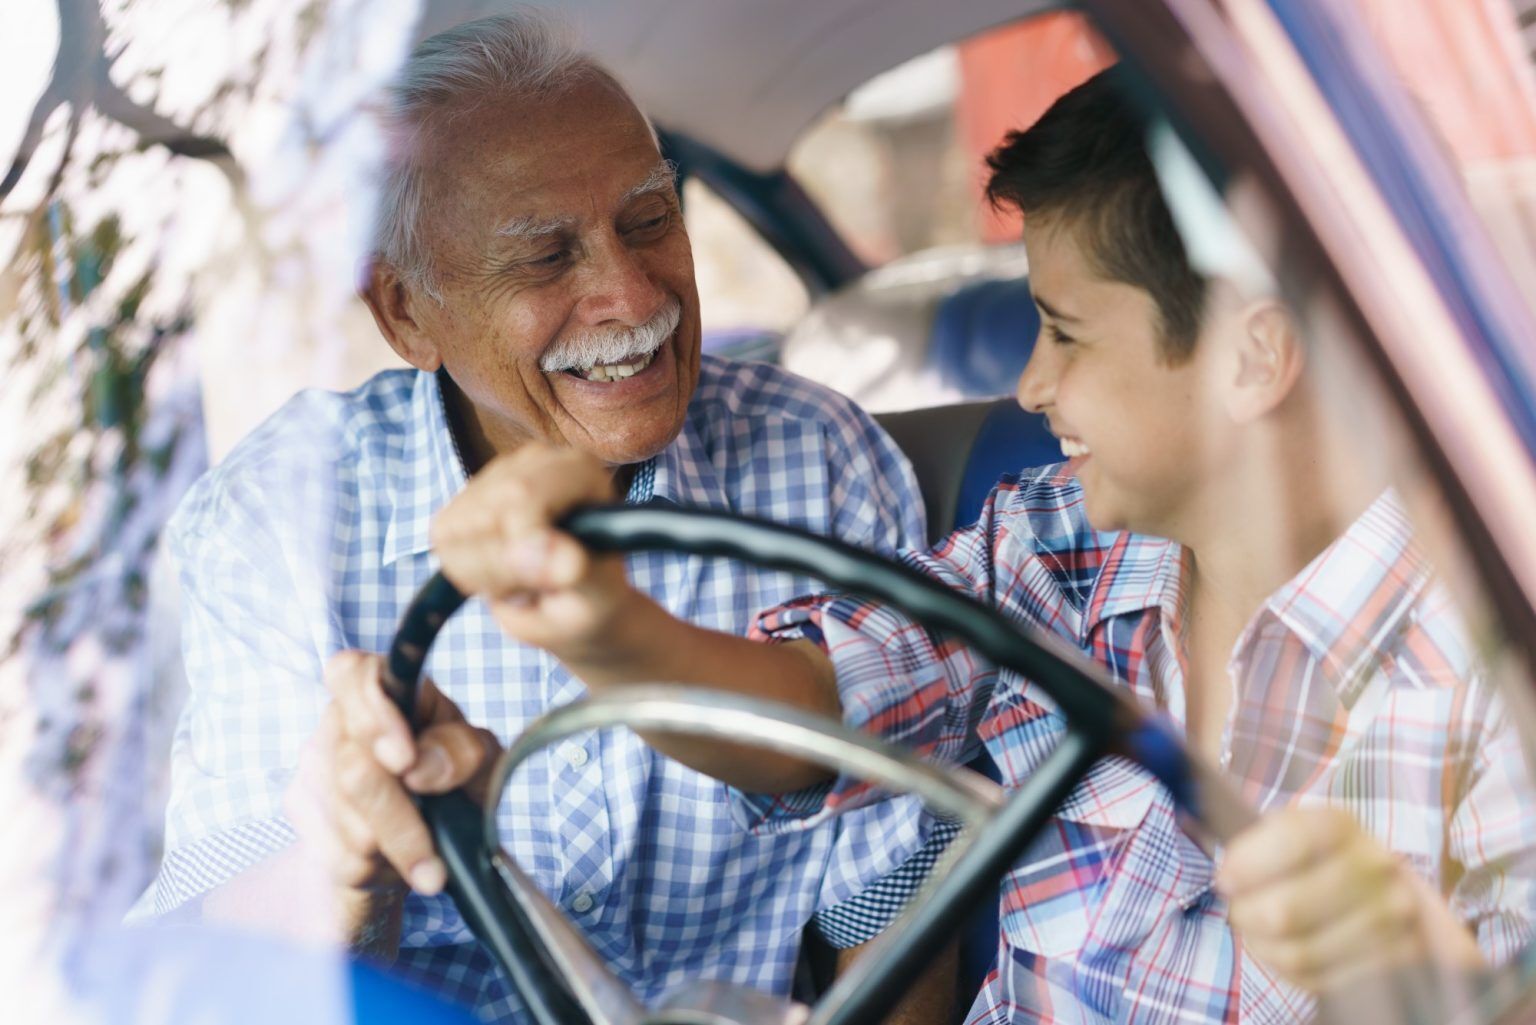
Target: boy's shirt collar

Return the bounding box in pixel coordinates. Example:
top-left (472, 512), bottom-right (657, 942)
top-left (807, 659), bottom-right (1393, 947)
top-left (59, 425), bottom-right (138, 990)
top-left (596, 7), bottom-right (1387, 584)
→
top-left (1081, 530), bottom-right (1186, 643)
top-left (1077, 489), bottom-right (1425, 711)
top-left (1260, 489), bottom-right (1428, 706)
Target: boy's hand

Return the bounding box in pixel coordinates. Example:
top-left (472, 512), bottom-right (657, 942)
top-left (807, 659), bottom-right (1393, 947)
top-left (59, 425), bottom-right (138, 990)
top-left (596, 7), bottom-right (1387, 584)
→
top-left (430, 444), bottom-right (638, 661)
top-left (1217, 807), bottom-right (1484, 994)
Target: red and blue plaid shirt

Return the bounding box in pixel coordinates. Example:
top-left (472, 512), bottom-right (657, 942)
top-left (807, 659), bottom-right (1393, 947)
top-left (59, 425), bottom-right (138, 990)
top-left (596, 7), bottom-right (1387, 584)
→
top-left (747, 465), bottom-right (1536, 1024)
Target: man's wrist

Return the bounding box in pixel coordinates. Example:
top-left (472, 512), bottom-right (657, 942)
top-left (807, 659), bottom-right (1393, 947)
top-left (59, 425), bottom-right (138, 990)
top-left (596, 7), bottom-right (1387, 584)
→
top-left (559, 589), bottom-right (682, 686)
top-left (340, 885), bottom-right (405, 961)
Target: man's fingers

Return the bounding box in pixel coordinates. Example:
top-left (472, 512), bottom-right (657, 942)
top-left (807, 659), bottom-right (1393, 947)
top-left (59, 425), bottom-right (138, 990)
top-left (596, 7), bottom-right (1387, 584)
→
top-left (1239, 869), bottom-right (1421, 989)
top-left (416, 674), bottom-right (468, 729)
top-left (1218, 807), bottom-right (1355, 896)
top-left (430, 444), bottom-right (612, 598)
top-left (335, 737), bottom-right (446, 895)
top-left (403, 722), bottom-right (499, 794)
top-left (440, 525), bottom-right (593, 599)
top-left (325, 650), bottom-right (415, 773)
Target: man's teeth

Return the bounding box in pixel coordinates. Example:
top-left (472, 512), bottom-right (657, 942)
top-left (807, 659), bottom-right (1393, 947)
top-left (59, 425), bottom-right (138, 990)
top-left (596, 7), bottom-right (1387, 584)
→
top-left (573, 350), bottom-right (656, 382)
top-left (1060, 438), bottom-right (1091, 458)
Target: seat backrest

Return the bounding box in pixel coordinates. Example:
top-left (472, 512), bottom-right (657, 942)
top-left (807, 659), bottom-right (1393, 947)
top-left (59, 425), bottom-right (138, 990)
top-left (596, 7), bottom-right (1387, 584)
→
top-left (780, 243), bottom-right (1032, 413)
top-left (875, 398), bottom-right (1059, 544)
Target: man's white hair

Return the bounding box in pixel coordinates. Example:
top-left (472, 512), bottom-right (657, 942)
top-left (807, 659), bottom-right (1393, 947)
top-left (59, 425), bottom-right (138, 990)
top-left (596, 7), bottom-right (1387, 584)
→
top-left (372, 12), bottom-right (652, 302)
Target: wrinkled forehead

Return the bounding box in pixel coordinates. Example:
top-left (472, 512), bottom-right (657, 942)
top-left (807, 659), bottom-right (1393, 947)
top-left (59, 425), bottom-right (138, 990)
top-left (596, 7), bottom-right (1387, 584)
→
top-left (416, 77), bottom-right (665, 233)
top-left (493, 161), bottom-right (677, 242)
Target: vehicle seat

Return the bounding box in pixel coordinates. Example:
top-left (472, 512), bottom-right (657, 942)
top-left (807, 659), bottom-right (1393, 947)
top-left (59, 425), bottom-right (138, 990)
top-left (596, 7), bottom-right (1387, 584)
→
top-left (872, 395), bottom-right (1059, 1018)
top-left (927, 277), bottom-right (1039, 400)
top-left (875, 398), bottom-right (1058, 544)
top-left (780, 243), bottom-right (1033, 412)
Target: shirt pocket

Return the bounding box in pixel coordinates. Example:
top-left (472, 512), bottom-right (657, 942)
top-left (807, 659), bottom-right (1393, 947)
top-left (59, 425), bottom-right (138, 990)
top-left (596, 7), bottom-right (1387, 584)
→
top-left (997, 760), bottom-right (1159, 959)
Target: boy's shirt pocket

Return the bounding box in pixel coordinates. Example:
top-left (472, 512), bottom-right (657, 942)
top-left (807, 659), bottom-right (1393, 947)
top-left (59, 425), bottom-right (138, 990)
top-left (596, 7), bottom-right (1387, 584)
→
top-left (995, 752), bottom-right (1164, 960)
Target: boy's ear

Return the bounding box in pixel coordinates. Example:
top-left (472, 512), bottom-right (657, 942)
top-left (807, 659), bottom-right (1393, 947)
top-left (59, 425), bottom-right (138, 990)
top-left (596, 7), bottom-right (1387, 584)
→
top-left (1224, 300), bottom-right (1304, 424)
top-left (360, 259), bottom-right (444, 372)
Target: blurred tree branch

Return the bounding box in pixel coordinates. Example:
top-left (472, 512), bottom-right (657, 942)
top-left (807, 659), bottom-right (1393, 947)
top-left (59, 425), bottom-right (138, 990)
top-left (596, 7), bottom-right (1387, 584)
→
top-left (1, 0), bottom-right (248, 205)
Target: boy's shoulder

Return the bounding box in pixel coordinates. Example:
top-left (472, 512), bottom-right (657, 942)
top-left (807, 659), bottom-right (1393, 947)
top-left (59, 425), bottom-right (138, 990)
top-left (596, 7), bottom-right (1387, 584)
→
top-left (986, 465), bottom-right (1166, 617)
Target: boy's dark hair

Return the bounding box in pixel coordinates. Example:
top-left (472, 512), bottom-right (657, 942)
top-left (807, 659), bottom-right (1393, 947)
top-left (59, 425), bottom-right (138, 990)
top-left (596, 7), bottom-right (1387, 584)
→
top-left (985, 67), bottom-right (1207, 362)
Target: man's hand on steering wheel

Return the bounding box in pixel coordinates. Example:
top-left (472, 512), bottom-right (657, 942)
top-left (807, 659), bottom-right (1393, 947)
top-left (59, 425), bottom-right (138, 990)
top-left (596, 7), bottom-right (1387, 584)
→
top-left (285, 651), bottom-right (501, 911)
top-left (429, 444), bottom-right (645, 662)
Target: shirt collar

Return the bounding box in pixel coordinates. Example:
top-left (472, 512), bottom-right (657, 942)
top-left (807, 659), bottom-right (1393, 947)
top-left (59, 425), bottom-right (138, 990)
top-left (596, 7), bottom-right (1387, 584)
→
top-left (382, 371), bottom-right (733, 565)
top-left (1261, 489), bottom-right (1428, 703)
top-left (383, 370), bottom-right (466, 566)
top-left (1082, 530), bottom-right (1188, 641)
top-left (646, 410), bottom-right (734, 511)
top-left (1077, 491), bottom-right (1426, 706)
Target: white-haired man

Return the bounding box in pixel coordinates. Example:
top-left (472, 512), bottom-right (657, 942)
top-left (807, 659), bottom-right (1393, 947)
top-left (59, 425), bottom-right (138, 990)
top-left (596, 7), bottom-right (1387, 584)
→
top-left (141, 13), bottom-right (950, 1024)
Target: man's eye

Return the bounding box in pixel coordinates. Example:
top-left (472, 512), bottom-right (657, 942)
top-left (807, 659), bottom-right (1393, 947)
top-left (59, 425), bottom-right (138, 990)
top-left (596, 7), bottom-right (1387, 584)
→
top-left (625, 211), bottom-right (671, 240)
top-left (516, 249), bottom-right (572, 274)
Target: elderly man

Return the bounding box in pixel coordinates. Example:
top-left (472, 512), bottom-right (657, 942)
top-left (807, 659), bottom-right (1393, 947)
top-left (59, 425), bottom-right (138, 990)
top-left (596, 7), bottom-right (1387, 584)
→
top-left (140, 12), bottom-right (949, 1023)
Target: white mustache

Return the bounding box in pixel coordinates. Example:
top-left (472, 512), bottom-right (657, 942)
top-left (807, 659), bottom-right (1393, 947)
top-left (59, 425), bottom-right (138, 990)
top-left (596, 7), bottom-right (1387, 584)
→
top-left (539, 298), bottom-right (681, 373)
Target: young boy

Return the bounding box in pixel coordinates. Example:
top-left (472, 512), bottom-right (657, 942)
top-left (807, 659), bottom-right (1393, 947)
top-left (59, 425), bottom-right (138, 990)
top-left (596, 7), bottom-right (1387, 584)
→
top-left (343, 71), bottom-right (1534, 1022)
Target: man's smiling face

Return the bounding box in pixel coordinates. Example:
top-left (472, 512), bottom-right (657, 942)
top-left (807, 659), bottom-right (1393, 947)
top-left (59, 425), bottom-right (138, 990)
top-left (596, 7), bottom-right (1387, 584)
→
top-left (398, 75), bottom-right (702, 468)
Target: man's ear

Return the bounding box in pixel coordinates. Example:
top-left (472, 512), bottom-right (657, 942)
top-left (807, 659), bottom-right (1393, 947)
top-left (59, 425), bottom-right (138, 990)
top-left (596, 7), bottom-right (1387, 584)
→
top-left (1225, 300), bottom-right (1304, 424)
top-left (360, 258), bottom-right (443, 372)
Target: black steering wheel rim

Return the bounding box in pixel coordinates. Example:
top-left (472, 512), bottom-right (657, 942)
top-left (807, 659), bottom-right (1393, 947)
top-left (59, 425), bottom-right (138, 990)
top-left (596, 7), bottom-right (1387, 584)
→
top-left (381, 502), bottom-right (1253, 1025)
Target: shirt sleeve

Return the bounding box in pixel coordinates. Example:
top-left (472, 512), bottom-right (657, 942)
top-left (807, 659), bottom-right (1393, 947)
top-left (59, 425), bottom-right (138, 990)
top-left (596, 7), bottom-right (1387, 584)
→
top-left (810, 816), bottom-right (963, 949)
top-left (138, 461), bottom-right (337, 917)
top-left (734, 483), bottom-right (1012, 833)
top-left (1447, 685), bottom-right (1536, 962)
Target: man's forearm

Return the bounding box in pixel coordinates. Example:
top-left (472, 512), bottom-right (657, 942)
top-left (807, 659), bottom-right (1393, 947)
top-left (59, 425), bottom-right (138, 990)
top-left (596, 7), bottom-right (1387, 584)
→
top-left (560, 594), bottom-right (841, 793)
top-left (201, 842), bottom-right (404, 960)
top-left (835, 940), bottom-right (957, 1024)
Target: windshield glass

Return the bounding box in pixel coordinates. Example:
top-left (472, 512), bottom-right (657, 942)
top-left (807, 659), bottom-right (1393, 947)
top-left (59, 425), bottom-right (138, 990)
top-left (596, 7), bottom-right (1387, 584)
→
top-left (7, 3), bottom-right (1536, 1025)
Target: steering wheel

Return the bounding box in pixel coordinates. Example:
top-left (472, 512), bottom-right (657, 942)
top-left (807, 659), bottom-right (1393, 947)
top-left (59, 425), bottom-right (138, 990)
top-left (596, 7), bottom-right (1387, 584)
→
top-left (381, 504), bottom-right (1259, 1025)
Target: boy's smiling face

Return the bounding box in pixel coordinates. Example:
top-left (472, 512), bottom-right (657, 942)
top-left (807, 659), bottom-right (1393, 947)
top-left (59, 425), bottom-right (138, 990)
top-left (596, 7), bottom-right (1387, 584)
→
top-left (1016, 217), bottom-right (1223, 538)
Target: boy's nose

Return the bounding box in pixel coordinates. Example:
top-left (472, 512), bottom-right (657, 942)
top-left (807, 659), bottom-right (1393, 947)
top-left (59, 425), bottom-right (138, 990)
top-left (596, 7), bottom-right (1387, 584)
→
top-left (1015, 336), bottom-right (1056, 414)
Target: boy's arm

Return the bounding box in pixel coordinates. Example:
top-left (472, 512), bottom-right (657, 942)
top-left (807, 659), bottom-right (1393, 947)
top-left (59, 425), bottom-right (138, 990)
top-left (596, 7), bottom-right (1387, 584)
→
top-left (431, 443), bottom-right (839, 793)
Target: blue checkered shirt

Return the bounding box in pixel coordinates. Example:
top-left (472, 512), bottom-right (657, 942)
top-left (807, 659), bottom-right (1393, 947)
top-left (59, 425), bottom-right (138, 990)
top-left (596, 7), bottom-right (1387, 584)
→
top-left (145, 356), bottom-right (936, 1020)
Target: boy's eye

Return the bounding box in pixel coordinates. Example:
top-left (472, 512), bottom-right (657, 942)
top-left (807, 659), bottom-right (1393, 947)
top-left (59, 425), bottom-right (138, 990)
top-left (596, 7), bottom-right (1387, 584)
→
top-left (1045, 323), bottom-right (1076, 346)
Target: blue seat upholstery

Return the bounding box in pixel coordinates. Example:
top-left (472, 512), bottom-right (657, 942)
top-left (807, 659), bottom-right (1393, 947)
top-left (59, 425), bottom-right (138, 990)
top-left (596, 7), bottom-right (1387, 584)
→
top-left (927, 276), bottom-right (1041, 399)
top-left (956, 399), bottom-right (1061, 529)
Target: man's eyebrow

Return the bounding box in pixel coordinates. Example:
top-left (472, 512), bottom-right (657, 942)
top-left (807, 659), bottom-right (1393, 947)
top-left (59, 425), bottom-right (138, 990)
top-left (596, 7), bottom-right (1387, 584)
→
top-left (494, 213), bottom-right (575, 242)
top-left (1034, 295), bottom-right (1083, 324)
top-left (492, 161), bottom-right (678, 242)
top-left (621, 159), bottom-right (679, 204)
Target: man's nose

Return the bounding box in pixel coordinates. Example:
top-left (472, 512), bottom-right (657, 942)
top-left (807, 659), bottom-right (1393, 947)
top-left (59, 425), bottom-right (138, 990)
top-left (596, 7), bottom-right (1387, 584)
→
top-left (1015, 331), bottom-right (1057, 414)
top-left (579, 234), bottom-right (666, 326)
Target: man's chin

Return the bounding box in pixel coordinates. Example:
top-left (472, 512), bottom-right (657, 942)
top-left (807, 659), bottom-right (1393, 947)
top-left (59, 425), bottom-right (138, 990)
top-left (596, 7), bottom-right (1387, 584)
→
top-left (583, 424), bottom-right (688, 476)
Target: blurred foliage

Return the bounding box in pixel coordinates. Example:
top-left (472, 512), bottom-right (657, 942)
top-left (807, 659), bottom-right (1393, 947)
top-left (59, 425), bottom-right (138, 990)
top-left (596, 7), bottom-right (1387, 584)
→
top-left (0, 0), bottom-right (347, 929)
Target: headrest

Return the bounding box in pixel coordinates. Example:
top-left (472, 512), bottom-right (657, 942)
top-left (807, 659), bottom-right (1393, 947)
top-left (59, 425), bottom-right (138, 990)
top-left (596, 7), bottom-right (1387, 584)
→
top-left (927, 276), bottom-right (1040, 398)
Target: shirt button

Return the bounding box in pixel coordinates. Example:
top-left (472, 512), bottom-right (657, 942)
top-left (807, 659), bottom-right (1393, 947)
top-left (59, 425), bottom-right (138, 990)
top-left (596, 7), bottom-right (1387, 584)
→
top-left (570, 892), bottom-right (594, 913)
top-left (564, 745), bottom-right (590, 768)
